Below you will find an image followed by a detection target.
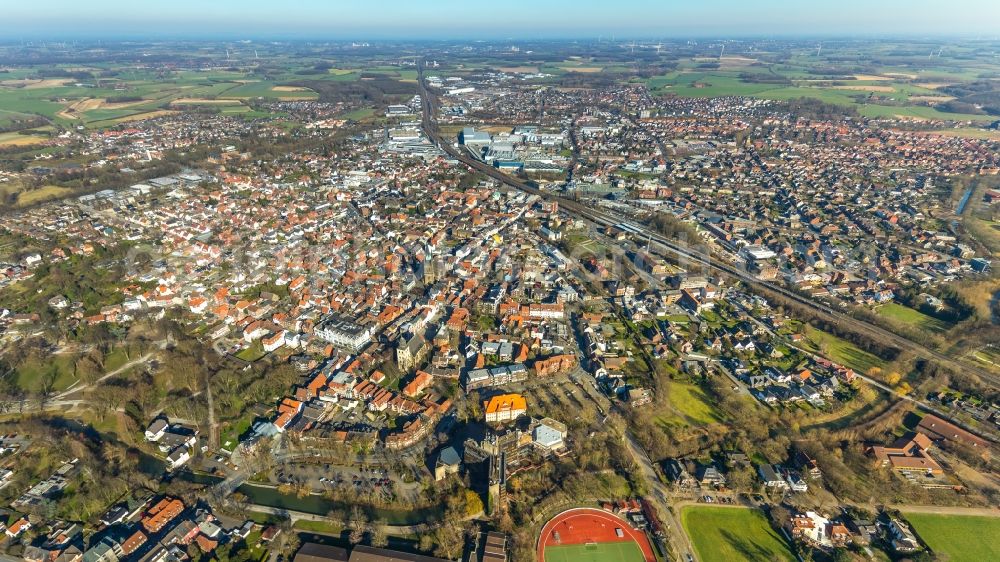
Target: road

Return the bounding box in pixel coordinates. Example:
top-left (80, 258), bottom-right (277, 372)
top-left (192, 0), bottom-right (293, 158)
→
top-left (622, 432), bottom-right (697, 562)
top-left (416, 64), bottom-right (1000, 393)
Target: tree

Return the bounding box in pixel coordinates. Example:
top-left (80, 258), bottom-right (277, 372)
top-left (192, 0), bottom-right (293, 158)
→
top-left (433, 521), bottom-right (464, 560)
top-left (370, 525), bottom-right (388, 548)
top-left (464, 490), bottom-right (484, 517)
top-left (349, 505), bottom-right (368, 544)
top-left (727, 466), bottom-right (755, 492)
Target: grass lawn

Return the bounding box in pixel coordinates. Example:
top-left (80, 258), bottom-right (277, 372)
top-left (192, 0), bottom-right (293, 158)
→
top-left (220, 413), bottom-right (255, 451)
top-left (658, 380), bottom-right (721, 427)
top-left (681, 506), bottom-right (796, 562)
top-left (543, 542), bottom-right (645, 562)
top-left (103, 348), bottom-right (130, 373)
top-left (293, 520), bottom-right (343, 534)
top-left (235, 343), bottom-right (267, 363)
top-left (877, 303), bottom-right (952, 334)
top-left (803, 326), bottom-right (885, 373)
top-left (904, 513), bottom-right (1000, 562)
top-left (15, 355), bottom-right (78, 392)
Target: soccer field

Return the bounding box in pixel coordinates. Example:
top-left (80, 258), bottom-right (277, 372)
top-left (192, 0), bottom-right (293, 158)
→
top-left (543, 542), bottom-right (646, 562)
top-left (681, 506), bottom-right (796, 562)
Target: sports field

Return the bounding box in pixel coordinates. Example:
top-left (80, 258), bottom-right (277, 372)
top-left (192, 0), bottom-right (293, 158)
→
top-left (681, 506), bottom-right (796, 562)
top-left (543, 542), bottom-right (646, 562)
top-left (904, 513), bottom-right (1000, 562)
top-left (538, 508), bottom-right (655, 562)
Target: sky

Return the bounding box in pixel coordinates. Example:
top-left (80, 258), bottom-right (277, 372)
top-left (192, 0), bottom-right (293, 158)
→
top-left (2, 0), bottom-right (999, 40)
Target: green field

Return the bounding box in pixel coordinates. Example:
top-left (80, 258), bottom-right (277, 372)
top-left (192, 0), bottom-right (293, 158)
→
top-left (15, 354), bottom-right (78, 393)
top-left (803, 326), bottom-right (886, 372)
top-left (543, 542), bottom-right (645, 562)
top-left (646, 69), bottom-right (994, 122)
top-left (219, 81), bottom-right (318, 99)
top-left (340, 107), bottom-right (377, 120)
top-left (904, 513), bottom-right (1000, 562)
top-left (877, 303), bottom-right (952, 334)
top-left (681, 506), bottom-right (796, 562)
top-left (657, 379), bottom-right (721, 427)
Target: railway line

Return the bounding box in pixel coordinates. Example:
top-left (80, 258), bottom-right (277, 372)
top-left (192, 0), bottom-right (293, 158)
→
top-left (416, 65), bottom-right (1000, 390)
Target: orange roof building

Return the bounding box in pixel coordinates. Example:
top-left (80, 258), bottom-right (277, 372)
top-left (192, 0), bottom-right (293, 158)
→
top-left (484, 393), bottom-right (526, 423)
top-left (141, 497), bottom-right (184, 533)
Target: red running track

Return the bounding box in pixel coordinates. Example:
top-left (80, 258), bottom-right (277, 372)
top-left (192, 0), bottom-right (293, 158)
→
top-left (537, 508), bottom-right (656, 562)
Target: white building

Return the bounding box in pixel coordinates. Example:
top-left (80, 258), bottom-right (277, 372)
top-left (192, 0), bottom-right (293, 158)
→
top-left (315, 316), bottom-right (374, 352)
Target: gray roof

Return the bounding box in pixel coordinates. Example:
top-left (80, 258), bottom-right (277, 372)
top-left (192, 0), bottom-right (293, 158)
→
top-left (437, 446), bottom-right (461, 467)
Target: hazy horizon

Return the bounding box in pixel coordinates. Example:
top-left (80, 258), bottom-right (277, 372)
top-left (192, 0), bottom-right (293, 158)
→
top-left (3, 0), bottom-right (999, 41)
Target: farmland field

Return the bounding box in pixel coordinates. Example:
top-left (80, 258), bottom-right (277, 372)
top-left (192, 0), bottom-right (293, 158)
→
top-left (904, 513), bottom-right (1000, 562)
top-left (646, 69), bottom-right (995, 122)
top-left (0, 131), bottom-right (48, 146)
top-left (681, 506), bottom-right (796, 562)
top-left (218, 81), bottom-right (318, 99)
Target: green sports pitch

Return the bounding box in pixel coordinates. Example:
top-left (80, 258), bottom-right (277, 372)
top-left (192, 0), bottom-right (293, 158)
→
top-left (543, 542), bottom-right (646, 562)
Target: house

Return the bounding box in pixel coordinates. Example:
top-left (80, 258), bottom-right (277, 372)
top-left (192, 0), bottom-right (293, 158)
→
top-left (141, 497), bottom-right (185, 533)
top-left (665, 459), bottom-right (698, 488)
top-left (101, 504), bottom-right (131, 526)
top-left (145, 418), bottom-right (168, 442)
top-left (262, 330), bottom-right (286, 353)
top-left (121, 530), bottom-right (148, 556)
top-left (5, 517), bottom-right (30, 538)
top-left (794, 450), bottom-right (822, 479)
top-left (402, 371), bottom-right (432, 398)
top-left (434, 446), bottom-right (461, 481)
top-left (757, 464), bottom-right (788, 489)
top-left (887, 518), bottom-right (922, 552)
top-left (81, 537), bottom-right (123, 562)
top-left (157, 426), bottom-right (198, 453)
top-left (784, 469), bottom-right (808, 492)
top-left (696, 463), bottom-right (727, 487)
top-left (166, 445), bottom-right (191, 470)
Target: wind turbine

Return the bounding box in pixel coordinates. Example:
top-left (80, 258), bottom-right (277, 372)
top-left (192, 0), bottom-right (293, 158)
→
top-left (816, 43), bottom-right (822, 57)
top-left (719, 43), bottom-right (726, 60)
top-left (254, 49), bottom-right (259, 59)
top-left (226, 48), bottom-right (230, 61)
top-left (655, 42), bottom-right (663, 55)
